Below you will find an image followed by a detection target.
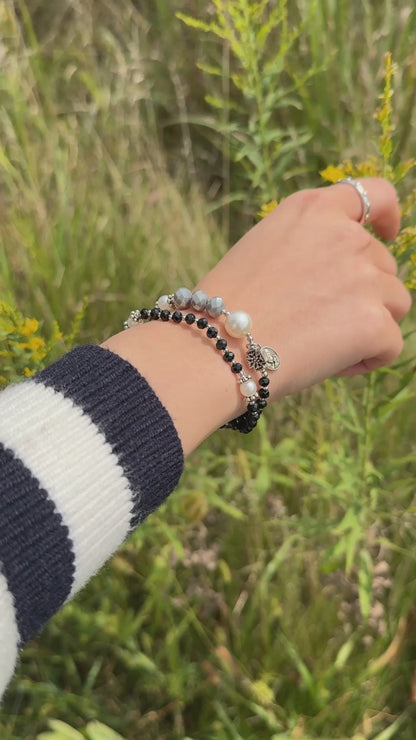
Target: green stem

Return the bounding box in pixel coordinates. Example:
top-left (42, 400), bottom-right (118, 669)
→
top-left (241, 0), bottom-right (274, 198)
top-left (360, 372), bottom-right (376, 494)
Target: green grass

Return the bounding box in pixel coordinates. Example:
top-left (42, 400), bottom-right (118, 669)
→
top-left (1, 1), bottom-right (416, 738)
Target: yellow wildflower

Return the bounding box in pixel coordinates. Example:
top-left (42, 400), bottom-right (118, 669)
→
top-left (24, 367), bottom-right (35, 377)
top-left (29, 336), bottom-right (47, 361)
top-left (258, 200), bottom-right (278, 219)
top-left (319, 165), bottom-right (348, 183)
top-left (20, 318), bottom-right (39, 337)
top-left (27, 336), bottom-right (45, 352)
top-left (52, 321), bottom-right (63, 342)
top-left (320, 158), bottom-right (383, 184)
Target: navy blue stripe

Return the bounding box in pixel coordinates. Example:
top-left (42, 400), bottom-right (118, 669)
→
top-left (35, 345), bottom-right (184, 529)
top-left (0, 442), bottom-right (75, 645)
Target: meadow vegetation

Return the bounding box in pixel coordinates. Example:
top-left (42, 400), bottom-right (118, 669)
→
top-left (1, 1), bottom-right (416, 738)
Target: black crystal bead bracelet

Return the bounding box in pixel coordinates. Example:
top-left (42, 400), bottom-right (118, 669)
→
top-left (123, 308), bottom-right (267, 433)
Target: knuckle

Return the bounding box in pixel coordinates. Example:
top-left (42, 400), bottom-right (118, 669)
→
top-left (356, 259), bottom-right (378, 286)
top-left (343, 219), bottom-right (365, 241)
top-left (358, 301), bottom-right (386, 341)
top-left (382, 178), bottom-right (399, 202)
top-left (389, 322), bottom-right (404, 358)
top-left (335, 219), bottom-right (369, 253)
top-left (363, 307), bottom-right (403, 361)
top-left (288, 188), bottom-right (325, 214)
top-left (386, 251), bottom-right (398, 275)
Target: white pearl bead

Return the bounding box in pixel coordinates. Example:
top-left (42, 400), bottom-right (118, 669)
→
top-left (225, 310), bottom-right (252, 338)
top-left (240, 379), bottom-right (257, 397)
top-left (157, 295), bottom-right (170, 310)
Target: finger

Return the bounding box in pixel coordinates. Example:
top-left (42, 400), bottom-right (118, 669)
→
top-left (366, 234), bottom-right (398, 275)
top-left (337, 318), bottom-right (405, 377)
top-left (325, 177), bottom-right (401, 241)
top-left (379, 273), bottom-right (413, 322)
top-left (336, 362), bottom-right (373, 377)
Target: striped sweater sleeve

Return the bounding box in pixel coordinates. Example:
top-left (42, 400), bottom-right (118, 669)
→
top-left (0, 345), bottom-right (184, 697)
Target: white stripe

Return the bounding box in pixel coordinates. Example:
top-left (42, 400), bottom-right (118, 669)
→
top-left (0, 381), bottom-right (134, 596)
top-left (0, 570), bottom-right (20, 698)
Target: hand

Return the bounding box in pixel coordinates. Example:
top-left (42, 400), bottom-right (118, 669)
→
top-left (196, 178), bottom-right (411, 399)
top-left (104, 178), bottom-right (411, 455)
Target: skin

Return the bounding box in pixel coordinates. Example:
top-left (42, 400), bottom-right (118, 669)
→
top-left (103, 178), bottom-right (412, 456)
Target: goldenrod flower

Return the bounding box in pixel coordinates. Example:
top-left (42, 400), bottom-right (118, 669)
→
top-left (319, 165), bottom-right (348, 183)
top-left (258, 200), bottom-right (278, 219)
top-left (20, 318), bottom-right (39, 337)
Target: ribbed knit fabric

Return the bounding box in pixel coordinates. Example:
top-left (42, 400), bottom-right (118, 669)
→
top-left (0, 345), bottom-right (184, 698)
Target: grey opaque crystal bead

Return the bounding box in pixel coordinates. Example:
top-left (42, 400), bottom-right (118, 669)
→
top-left (174, 287), bottom-right (192, 309)
top-left (191, 289), bottom-right (209, 311)
top-left (207, 296), bottom-right (225, 317)
top-left (157, 294), bottom-right (170, 310)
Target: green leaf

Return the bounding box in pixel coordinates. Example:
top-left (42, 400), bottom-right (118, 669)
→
top-left (85, 721), bottom-right (126, 740)
top-left (334, 636), bottom-right (355, 670)
top-left (372, 712), bottom-right (410, 739)
top-left (37, 720), bottom-right (84, 740)
top-left (196, 62), bottom-right (223, 76)
top-left (175, 12), bottom-right (212, 33)
top-left (206, 491), bottom-right (245, 520)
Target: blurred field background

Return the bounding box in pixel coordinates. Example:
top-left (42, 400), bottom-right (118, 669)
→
top-left (2, 0), bottom-right (416, 738)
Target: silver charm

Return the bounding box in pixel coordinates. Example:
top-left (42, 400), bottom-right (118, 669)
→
top-left (260, 346), bottom-right (280, 371)
top-left (247, 341), bottom-right (280, 371)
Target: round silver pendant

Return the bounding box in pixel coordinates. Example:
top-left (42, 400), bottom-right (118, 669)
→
top-left (260, 346), bottom-right (280, 371)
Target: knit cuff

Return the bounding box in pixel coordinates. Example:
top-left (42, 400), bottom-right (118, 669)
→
top-left (0, 345), bottom-right (184, 691)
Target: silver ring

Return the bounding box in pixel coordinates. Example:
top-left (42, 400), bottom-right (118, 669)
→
top-left (336, 177), bottom-right (371, 225)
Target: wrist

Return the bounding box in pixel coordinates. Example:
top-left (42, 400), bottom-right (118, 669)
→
top-left (102, 320), bottom-right (244, 456)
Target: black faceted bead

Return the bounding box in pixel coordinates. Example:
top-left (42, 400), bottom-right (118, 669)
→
top-left (249, 411), bottom-right (260, 422)
top-left (185, 313), bottom-right (196, 324)
top-left (197, 317), bottom-right (208, 329)
top-left (140, 308), bottom-right (150, 319)
top-left (160, 309), bottom-right (170, 321)
top-left (247, 401), bottom-right (258, 412)
top-left (231, 362), bottom-right (243, 373)
top-left (223, 350), bottom-right (234, 362)
top-left (242, 419), bottom-right (255, 433)
top-left (259, 388), bottom-right (270, 399)
top-left (172, 311), bottom-right (183, 323)
top-left (207, 326), bottom-right (218, 339)
top-left (257, 399), bottom-right (267, 409)
top-left (216, 338), bottom-right (227, 351)
top-left (259, 376), bottom-right (270, 387)
top-left (150, 308), bottom-right (160, 320)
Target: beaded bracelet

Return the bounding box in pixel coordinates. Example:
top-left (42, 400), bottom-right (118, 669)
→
top-left (159, 286), bottom-right (280, 430)
top-left (124, 287), bottom-right (280, 434)
top-left (159, 287), bottom-right (280, 375)
top-left (123, 306), bottom-right (267, 433)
